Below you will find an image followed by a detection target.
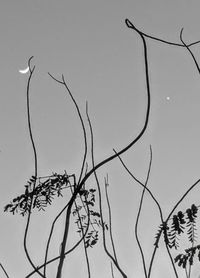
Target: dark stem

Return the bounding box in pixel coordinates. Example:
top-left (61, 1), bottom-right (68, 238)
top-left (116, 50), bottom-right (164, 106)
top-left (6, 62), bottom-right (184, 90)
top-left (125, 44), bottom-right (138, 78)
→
top-left (23, 56), bottom-right (45, 278)
top-left (110, 262), bottom-right (115, 278)
top-left (0, 263), bottom-right (10, 278)
top-left (135, 146), bottom-right (152, 278)
top-left (104, 174), bottom-right (118, 263)
top-left (125, 18), bottom-right (200, 48)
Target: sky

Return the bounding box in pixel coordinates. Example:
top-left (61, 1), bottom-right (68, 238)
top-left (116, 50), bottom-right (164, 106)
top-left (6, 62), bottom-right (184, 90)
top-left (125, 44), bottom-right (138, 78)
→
top-left (1, 1), bottom-right (200, 277)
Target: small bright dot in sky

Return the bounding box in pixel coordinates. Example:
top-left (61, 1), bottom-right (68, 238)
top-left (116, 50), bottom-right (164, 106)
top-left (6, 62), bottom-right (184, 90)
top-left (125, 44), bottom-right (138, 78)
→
top-left (166, 96), bottom-right (170, 100)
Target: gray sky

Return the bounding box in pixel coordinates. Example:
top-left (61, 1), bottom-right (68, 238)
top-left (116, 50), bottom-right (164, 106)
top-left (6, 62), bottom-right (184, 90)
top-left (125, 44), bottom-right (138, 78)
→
top-left (1, 1), bottom-right (200, 277)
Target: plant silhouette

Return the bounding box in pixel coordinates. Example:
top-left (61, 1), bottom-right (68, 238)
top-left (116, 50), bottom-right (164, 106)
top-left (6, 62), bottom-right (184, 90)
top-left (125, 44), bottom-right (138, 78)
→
top-left (3, 18), bottom-right (200, 278)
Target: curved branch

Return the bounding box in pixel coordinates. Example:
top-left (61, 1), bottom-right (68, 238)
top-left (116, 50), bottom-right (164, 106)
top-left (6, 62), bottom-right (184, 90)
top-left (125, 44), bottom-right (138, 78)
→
top-left (23, 56), bottom-right (45, 278)
top-left (48, 17), bottom-right (151, 191)
top-left (125, 18), bottom-right (200, 48)
top-left (166, 178), bottom-right (200, 223)
top-left (165, 245), bottom-right (178, 278)
top-left (61, 74), bottom-right (88, 184)
top-left (48, 72), bottom-right (88, 184)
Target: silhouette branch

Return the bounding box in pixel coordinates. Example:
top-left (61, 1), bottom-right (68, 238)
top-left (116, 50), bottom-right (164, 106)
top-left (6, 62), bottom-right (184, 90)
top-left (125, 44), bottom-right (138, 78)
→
top-left (125, 18), bottom-right (200, 48)
top-left (23, 56), bottom-right (45, 278)
top-left (0, 263), bottom-right (10, 278)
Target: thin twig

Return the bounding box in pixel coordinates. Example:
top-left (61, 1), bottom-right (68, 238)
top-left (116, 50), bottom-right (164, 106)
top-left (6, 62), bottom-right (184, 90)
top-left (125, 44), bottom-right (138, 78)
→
top-left (48, 73), bottom-right (88, 185)
top-left (134, 146), bottom-right (152, 278)
top-left (23, 56), bottom-right (45, 278)
top-left (179, 27), bottom-right (200, 278)
top-left (166, 178), bottom-right (200, 223)
top-left (86, 104), bottom-right (127, 278)
top-left (0, 263), bottom-right (10, 278)
top-left (185, 267), bottom-right (189, 278)
top-left (110, 262), bottom-right (115, 278)
top-left (104, 174), bottom-right (118, 264)
top-left (113, 149), bottom-right (163, 222)
top-left (114, 150), bottom-right (165, 277)
top-left (165, 245), bottom-right (179, 278)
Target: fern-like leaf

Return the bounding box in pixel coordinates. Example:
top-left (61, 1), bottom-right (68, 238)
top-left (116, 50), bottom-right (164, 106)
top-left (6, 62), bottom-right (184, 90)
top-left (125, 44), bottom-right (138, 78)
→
top-left (4, 173), bottom-right (74, 215)
top-left (186, 204), bottom-right (198, 244)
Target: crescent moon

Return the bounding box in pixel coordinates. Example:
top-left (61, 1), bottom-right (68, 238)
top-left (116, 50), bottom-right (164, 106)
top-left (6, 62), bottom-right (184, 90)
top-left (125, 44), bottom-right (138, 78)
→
top-left (19, 66), bottom-right (30, 74)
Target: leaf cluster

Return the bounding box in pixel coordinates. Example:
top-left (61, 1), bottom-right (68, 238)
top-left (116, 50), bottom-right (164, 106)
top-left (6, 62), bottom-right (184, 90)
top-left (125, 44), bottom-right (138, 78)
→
top-left (168, 204), bottom-right (198, 250)
top-left (154, 204), bottom-right (199, 251)
top-left (73, 188), bottom-right (108, 249)
top-left (174, 245), bottom-right (200, 268)
top-left (4, 173), bottom-right (74, 216)
top-left (154, 221), bottom-right (169, 248)
top-left (154, 204), bottom-right (200, 270)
